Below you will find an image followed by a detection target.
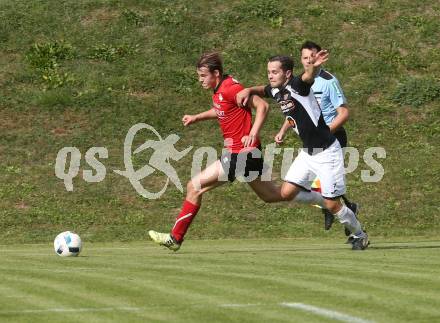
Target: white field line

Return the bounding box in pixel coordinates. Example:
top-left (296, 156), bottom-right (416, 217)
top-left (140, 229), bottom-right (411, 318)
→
top-left (0, 302), bottom-right (374, 322)
top-left (281, 302), bottom-right (374, 323)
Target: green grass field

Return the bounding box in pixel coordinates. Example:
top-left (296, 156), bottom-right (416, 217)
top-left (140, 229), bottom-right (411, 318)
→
top-left (1, 0), bottom-right (439, 243)
top-left (1, 238), bottom-right (440, 323)
top-left (1, 1), bottom-right (440, 321)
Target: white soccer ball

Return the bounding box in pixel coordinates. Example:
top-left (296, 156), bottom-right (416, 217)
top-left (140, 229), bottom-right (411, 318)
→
top-left (53, 231), bottom-right (82, 257)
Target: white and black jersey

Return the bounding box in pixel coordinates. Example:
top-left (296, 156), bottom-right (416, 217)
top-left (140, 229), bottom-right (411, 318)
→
top-left (264, 75), bottom-right (336, 154)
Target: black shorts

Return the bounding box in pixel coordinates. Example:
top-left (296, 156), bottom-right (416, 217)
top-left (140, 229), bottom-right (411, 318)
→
top-left (334, 127), bottom-right (348, 148)
top-left (220, 147), bottom-right (264, 182)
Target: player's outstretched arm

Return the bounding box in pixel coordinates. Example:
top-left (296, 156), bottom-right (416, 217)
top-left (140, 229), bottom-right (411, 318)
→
top-left (182, 109), bottom-right (217, 126)
top-left (241, 95), bottom-right (269, 147)
top-left (236, 86), bottom-right (266, 108)
top-left (302, 50), bottom-right (329, 84)
top-left (274, 119), bottom-right (291, 144)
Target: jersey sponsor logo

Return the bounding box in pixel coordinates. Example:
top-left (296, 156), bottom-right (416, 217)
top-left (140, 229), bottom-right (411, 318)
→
top-left (277, 92), bottom-right (296, 113)
top-left (279, 99), bottom-right (295, 114)
top-left (213, 101), bottom-right (225, 118)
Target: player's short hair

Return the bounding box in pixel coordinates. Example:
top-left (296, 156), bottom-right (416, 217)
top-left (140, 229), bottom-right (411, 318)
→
top-left (268, 55), bottom-right (294, 72)
top-left (300, 41), bottom-right (322, 53)
top-left (197, 51), bottom-right (223, 76)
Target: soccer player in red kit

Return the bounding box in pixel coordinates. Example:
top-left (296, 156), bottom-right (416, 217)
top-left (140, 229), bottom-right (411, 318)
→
top-left (149, 52), bottom-right (329, 251)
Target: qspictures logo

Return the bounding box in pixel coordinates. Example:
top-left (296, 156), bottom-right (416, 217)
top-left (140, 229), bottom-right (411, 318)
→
top-left (55, 123), bottom-right (386, 199)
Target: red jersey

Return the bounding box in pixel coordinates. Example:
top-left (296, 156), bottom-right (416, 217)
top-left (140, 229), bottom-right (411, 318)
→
top-left (212, 75), bottom-right (260, 153)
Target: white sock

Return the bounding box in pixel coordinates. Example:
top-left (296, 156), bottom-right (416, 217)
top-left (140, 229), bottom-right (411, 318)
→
top-left (293, 190), bottom-right (325, 208)
top-left (335, 205), bottom-right (363, 236)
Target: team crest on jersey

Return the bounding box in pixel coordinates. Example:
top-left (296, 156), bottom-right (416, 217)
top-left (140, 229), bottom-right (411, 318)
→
top-left (219, 93), bottom-right (223, 101)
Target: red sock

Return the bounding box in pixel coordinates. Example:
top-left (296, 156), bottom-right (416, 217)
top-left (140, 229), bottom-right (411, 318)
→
top-left (171, 200), bottom-right (200, 242)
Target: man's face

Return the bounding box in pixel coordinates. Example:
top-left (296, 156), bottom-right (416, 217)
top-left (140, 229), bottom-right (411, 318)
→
top-left (267, 61), bottom-right (290, 88)
top-left (197, 67), bottom-right (219, 89)
top-left (301, 48), bottom-right (318, 68)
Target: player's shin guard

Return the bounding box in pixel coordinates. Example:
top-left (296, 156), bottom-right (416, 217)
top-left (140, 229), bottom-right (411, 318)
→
top-left (335, 205), bottom-right (363, 236)
top-left (171, 200), bottom-right (200, 242)
top-left (293, 190), bottom-right (325, 208)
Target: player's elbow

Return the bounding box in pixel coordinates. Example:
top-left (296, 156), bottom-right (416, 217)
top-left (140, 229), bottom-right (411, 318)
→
top-left (338, 106), bottom-right (350, 123)
top-left (262, 102), bottom-right (270, 114)
top-left (257, 100), bottom-right (269, 114)
top-left (344, 107), bottom-right (350, 120)
top-left (249, 95), bottom-right (268, 110)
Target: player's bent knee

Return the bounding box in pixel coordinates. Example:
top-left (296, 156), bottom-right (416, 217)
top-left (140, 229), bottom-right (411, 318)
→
top-left (323, 198), bottom-right (342, 214)
top-left (279, 182), bottom-right (300, 201)
top-left (280, 190), bottom-right (294, 201)
top-left (187, 180), bottom-right (202, 197)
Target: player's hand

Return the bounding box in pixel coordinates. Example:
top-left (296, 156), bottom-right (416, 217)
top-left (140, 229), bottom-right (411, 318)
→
top-left (312, 50), bottom-right (329, 67)
top-left (182, 115), bottom-right (197, 126)
top-left (241, 134), bottom-right (256, 147)
top-left (274, 131), bottom-right (285, 145)
top-left (236, 88), bottom-right (251, 108)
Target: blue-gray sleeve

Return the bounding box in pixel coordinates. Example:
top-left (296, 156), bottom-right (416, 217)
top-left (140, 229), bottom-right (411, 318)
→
top-left (328, 78), bottom-right (347, 108)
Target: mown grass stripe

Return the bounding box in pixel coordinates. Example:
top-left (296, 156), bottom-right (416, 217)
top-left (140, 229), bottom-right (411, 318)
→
top-left (1, 239), bottom-right (439, 322)
top-left (0, 307), bottom-right (141, 314)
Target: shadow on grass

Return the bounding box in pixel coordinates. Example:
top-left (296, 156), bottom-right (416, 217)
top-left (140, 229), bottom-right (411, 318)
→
top-left (170, 241), bottom-right (440, 254)
top-left (369, 244), bottom-right (440, 250)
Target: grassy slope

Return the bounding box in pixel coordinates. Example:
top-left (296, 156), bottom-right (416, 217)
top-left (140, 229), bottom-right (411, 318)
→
top-left (1, 238), bottom-right (440, 322)
top-left (0, 0), bottom-right (439, 243)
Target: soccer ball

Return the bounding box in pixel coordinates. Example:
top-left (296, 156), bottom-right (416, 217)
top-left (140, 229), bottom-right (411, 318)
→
top-left (53, 231), bottom-right (82, 257)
